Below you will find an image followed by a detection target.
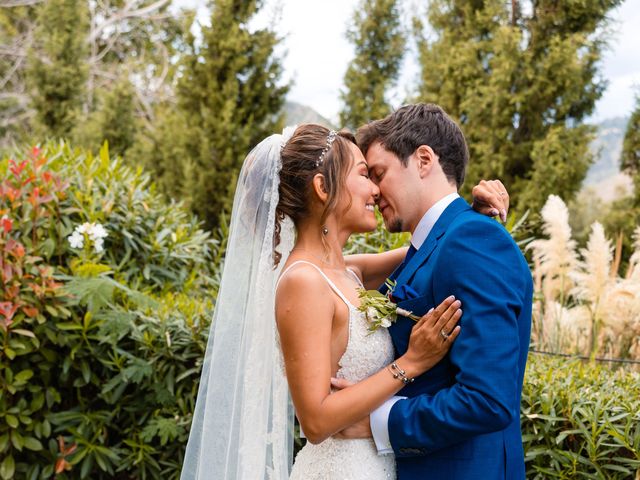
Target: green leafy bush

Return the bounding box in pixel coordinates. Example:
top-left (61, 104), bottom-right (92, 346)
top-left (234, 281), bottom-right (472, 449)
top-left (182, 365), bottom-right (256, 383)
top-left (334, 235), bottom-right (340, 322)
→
top-left (0, 142), bottom-right (217, 479)
top-left (522, 355), bottom-right (640, 479)
top-left (2, 145), bottom-right (639, 479)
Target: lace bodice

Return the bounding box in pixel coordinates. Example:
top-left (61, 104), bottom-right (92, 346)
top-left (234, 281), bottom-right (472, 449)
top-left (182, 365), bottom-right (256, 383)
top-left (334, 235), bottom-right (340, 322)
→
top-left (278, 261), bottom-right (396, 480)
top-left (334, 289), bottom-right (395, 385)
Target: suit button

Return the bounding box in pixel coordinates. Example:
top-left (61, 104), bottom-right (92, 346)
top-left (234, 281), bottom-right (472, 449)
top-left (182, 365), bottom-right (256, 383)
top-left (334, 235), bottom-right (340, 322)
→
top-left (399, 447), bottom-right (423, 455)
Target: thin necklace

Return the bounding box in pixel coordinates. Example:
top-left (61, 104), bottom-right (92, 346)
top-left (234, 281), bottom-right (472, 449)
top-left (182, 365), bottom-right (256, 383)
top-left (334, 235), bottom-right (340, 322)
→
top-left (290, 248), bottom-right (346, 270)
top-left (290, 249), bottom-right (362, 290)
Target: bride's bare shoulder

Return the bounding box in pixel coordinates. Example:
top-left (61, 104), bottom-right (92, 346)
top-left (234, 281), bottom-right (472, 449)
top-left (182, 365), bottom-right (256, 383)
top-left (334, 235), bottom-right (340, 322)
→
top-left (275, 262), bottom-right (334, 321)
top-left (277, 262), bottom-right (328, 298)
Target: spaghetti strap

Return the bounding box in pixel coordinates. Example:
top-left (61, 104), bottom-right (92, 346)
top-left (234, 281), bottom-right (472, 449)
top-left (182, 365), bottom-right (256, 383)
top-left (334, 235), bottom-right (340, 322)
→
top-left (276, 260), bottom-right (355, 309)
top-left (346, 268), bottom-right (364, 289)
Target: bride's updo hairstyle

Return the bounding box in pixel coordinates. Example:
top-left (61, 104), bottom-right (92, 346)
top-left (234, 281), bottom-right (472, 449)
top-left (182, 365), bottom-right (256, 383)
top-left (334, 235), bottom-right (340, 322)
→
top-left (273, 124), bottom-right (356, 267)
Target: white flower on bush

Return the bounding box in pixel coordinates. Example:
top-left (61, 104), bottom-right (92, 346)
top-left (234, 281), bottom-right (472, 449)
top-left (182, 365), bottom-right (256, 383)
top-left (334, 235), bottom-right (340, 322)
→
top-left (88, 223), bottom-right (108, 241)
top-left (94, 240), bottom-right (105, 253)
top-left (68, 222), bottom-right (108, 253)
top-left (68, 230), bottom-right (84, 249)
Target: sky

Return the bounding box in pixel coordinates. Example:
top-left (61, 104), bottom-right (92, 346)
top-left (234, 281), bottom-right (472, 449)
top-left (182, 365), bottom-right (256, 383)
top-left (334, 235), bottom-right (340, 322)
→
top-left (178, 0), bottom-right (640, 125)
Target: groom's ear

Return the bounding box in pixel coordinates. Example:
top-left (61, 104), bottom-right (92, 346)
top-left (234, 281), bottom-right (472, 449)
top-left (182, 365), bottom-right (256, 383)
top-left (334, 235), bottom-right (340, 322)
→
top-left (312, 174), bottom-right (328, 203)
top-left (415, 145), bottom-right (438, 178)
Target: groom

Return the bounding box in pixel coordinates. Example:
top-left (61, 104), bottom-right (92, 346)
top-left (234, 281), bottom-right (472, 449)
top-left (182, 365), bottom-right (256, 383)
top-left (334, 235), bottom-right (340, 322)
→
top-left (343, 104), bottom-right (532, 479)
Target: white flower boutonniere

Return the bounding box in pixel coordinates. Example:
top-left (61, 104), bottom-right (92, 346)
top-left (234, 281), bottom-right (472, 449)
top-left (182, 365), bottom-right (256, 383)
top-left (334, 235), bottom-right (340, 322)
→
top-left (357, 279), bottom-right (420, 332)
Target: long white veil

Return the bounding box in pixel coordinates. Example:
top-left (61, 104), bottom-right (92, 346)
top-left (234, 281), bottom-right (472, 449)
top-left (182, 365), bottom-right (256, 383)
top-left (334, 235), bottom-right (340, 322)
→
top-left (181, 127), bottom-right (297, 479)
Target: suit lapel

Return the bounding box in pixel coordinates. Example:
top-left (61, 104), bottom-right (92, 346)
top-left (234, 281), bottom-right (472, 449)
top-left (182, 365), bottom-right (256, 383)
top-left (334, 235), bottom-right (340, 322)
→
top-left (395, 197), bottom-right (471, 286)
top-left (389, 197), bottom-right (472, 354)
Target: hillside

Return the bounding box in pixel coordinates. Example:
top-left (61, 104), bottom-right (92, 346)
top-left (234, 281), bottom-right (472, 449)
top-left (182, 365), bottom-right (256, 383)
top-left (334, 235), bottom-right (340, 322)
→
top-left (584, 116), bottom-right (633, 201)
top-left (283, 101), bottom-right (335, 128)
top-left (585, 116), bottom-right (628, 184)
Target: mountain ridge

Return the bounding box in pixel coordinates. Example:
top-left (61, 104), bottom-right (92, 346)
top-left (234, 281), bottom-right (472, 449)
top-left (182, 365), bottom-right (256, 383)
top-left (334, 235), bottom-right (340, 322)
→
top-left (283, 101), bottom-right (335, 129)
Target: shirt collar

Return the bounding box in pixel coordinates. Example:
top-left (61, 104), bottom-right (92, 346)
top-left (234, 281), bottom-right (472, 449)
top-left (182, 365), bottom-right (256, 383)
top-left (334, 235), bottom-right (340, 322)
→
top-left (411, 192), bottom-right (460, 250)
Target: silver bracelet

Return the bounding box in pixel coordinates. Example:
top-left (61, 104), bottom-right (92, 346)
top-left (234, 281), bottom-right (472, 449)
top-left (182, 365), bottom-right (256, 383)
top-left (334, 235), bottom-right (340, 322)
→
top-left (389, 362), bottom-right (415, 384)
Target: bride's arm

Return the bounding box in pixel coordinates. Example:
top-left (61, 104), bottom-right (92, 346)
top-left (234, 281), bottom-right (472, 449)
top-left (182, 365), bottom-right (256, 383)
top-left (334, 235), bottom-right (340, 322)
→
top-left (345, 247), bottom-right (408, 290)
top-left (275, 267), bottom-right (461, 445)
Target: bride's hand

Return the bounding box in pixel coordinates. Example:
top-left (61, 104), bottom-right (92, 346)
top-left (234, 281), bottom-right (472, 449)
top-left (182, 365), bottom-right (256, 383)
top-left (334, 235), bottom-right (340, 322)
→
top-left (471, 179), bottom-right (509, 222)
top-left (398, 296), bottom-right (462, 378)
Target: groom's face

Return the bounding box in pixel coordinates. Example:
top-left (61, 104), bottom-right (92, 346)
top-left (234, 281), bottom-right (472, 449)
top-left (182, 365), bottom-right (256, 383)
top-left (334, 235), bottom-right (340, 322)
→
top-left (366, 141), bottom-right (418, 233)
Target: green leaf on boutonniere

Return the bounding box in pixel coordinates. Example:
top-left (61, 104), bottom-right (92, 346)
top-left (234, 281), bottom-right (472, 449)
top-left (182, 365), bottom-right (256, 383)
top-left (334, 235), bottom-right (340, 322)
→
top-left (357, 278), bottom-right (420, 332)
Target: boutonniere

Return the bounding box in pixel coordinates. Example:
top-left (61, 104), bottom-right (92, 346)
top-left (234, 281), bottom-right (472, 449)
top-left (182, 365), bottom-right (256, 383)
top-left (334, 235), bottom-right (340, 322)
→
top-left (357, 279), bottom-right (420, 332)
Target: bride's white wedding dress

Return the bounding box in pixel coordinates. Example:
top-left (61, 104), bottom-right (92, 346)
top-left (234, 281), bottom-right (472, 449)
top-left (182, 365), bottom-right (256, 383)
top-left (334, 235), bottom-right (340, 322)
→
top-left (280, 261), bottom-right (396, 480)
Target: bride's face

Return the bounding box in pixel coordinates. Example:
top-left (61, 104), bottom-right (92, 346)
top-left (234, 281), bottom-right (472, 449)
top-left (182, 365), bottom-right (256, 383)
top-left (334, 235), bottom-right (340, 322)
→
top-left (336, 143), bottom-right (380, 234)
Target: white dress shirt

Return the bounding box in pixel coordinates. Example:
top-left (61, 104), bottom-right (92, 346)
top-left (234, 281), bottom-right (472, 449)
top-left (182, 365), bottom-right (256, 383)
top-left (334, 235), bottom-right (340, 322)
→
top-left (370, 192), bottom-right (460, 454)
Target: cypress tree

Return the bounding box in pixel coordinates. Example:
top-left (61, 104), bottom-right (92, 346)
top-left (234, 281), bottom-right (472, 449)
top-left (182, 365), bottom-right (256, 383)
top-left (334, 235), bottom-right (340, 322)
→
top-left (73, 78), bottom-right (137, 158)
top-left (414, 0), bottom-right (622, 215)
top-left (621, 94), bottom-right (640, 206)
top-left (601, 95), bottom-right (640, 268)
top-left (144, 0), bottom-right (289, 230)
top-left (0, 5), bottom-right (38, 146)
top-left (2, 1), bottom-right (188, 148)
top-left (340, 0), bottom-right (405, 131)
top-left (27, 0), bottom-right (89, 139)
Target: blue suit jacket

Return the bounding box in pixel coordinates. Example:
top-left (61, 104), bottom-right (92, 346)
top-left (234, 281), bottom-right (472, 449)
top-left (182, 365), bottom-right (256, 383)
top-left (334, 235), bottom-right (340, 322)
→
top-left (382, 198), bottom-right (532, 480)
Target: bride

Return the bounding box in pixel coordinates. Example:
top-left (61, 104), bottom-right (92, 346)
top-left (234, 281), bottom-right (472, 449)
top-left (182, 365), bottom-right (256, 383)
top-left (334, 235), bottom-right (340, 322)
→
top-left (181, 125), bottom-right (508, 480)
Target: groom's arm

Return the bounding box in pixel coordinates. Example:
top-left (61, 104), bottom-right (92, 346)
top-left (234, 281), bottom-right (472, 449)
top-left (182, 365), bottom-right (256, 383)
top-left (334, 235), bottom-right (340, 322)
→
top-left (388, 217), bottom-right (529, 455)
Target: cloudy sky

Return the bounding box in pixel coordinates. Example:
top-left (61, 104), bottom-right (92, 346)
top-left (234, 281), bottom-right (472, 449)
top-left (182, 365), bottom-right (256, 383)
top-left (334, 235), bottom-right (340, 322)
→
top-left (180, 0), bottom-right (640, 125)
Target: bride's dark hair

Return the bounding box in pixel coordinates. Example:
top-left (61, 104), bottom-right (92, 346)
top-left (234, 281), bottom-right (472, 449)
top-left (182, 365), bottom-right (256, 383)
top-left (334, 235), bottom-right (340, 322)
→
top-left (273, 124), bottom-right (356, 267)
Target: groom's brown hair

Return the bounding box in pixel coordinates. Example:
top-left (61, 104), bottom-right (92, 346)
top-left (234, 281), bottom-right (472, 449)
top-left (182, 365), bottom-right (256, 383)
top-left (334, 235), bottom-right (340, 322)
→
top-left (356, 103), bottom-right (469, 189)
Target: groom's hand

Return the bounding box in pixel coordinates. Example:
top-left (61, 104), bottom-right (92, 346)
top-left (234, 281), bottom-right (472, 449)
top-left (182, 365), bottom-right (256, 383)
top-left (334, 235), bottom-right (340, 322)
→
top-left (471, 179), bottom-right (509, 222)
top-left (330, 377), bottom-right (373, 439)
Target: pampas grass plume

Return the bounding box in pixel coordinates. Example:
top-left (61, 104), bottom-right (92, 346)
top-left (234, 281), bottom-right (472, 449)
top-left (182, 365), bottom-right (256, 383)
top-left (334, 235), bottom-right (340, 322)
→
top-left (528, 195), bottom-right (578, 301)
top-left (571, 222), bottom-right (612, 306)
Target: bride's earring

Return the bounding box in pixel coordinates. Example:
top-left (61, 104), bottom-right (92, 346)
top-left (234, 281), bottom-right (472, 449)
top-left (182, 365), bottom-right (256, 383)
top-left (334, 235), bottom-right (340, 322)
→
top-left (322, 225), bottom-right (329, 236)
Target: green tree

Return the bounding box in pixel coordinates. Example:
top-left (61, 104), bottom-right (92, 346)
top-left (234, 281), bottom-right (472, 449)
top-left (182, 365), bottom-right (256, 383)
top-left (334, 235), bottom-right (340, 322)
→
top-left (340, 0), bottom-right (405, 130)
top-left (601, 100), bottom-right (640, 269)
top-left (1, 1), bottom-right (189, 149)
top-left (0, 4), bottom-right (39, 147)
top-left (141, 0), bottom-right (289, 229)
top-left (26, 0), bottom-right (89, 139)
top-left (80, 0), bottom-right (191, 139)
top-left (414, 0), bottom-right (621, 216)
top-left (621, 94), bottom-right (640, 206)
top-left (74, 78), bottom-right (137, 157)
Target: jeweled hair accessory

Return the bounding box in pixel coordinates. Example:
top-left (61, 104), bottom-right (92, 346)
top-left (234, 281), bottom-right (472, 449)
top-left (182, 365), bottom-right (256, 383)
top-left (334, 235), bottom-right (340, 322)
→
top-left (315, 130), bottom-right (338, 168)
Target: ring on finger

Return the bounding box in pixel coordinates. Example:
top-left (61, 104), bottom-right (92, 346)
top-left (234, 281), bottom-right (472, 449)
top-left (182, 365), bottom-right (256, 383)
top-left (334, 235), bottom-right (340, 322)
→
top-left (439, 329), bottom-right (449, 340)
